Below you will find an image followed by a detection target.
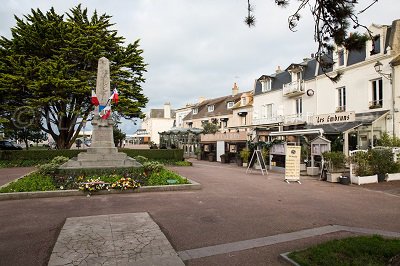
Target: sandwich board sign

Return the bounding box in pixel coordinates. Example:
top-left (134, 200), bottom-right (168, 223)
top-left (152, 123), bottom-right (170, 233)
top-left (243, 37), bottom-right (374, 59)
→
top-left (246, 150), bottom-right (268, 175)
top-left (284, 145), bottom-right (301, 184)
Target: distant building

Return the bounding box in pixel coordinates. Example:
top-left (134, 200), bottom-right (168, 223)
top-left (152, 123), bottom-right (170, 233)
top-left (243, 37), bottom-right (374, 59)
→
top-left (140, 103), bottom-right (175, 145)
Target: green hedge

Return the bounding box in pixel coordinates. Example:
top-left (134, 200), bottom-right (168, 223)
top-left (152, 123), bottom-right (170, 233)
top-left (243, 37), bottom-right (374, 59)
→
top-left (0, 149), bottom-right (183, 161)
top-left (119, 149), bottom-right (183, 160)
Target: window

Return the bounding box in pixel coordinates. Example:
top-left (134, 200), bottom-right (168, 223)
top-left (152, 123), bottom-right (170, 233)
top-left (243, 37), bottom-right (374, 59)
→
top-left (337, 87), bottom-right (346, 112)
top-left (370, 78), bottom-right (383, 108)
top-left (295, 98), bottom-right (302, 115)
top-left (192, 108), bottom-right (198, 115)
top-left (296, 71), bottom-right (301, 81)
top-left (241, 97), bottom-right (246, 106)
top-left (338, 49), bottom-right (344, 66)
top-left (208, 105), bottom-right (214, 112)
top-left (227, 101), bottom-right (234, 108)
top-left (371, 35), bottom-right (381, 55)
top-left (261, 79), bottom-right (271, 92)
top-left (262, 104), bottom-right (273, 119)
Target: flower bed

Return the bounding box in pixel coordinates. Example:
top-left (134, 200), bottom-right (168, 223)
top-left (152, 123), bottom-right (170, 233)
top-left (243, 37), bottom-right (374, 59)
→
top-left (0, 157), bottom-right (189, 193)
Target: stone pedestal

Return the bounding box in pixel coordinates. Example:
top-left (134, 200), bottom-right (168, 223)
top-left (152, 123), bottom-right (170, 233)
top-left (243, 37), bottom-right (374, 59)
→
top-left (60, 57), bottom-right (141, 170)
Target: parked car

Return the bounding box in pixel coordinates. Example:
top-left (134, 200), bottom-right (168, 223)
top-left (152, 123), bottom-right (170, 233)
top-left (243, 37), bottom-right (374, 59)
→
top-left (0, 140), bottom-right (23, 150)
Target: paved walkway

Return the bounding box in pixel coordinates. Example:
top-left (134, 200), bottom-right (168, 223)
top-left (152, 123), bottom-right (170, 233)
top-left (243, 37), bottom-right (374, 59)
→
top-left (0, 167), bottom-right (36, 187)
top-left (0, 160), bottom-right (400, 265)
top-left (48, 213), bottom-right (184, 266)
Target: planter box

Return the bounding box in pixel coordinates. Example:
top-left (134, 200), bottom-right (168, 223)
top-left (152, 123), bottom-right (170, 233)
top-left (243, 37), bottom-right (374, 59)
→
top-left (307, 167), bottom-right (319, 176)
top-left (327, 172), bottom-right (341, 183)
top-left (300, 163), bottom-right (307, 171)
top-left (351, 174), bottom-right (378, 185)
top-left (243, 163), bottom-right (248, 168)
top-left (386, 173), bottom-right (400, 182)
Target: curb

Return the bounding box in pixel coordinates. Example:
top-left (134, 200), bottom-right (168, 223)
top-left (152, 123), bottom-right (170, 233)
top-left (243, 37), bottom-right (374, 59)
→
top-left (279, 252), bottom-right (301, 266)
top-left (0, 178), bottom-right (201, 201)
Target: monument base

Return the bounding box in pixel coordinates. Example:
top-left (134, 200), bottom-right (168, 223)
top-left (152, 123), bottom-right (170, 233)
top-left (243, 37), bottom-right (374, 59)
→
top-left (60, 149), bottom-right (142, 170)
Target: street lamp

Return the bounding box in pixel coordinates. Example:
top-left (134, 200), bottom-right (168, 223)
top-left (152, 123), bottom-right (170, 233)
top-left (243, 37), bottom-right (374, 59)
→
top-left (374, 61), bottom-right (392, 82)
top-left (374, 60), bottom-right (396, 137)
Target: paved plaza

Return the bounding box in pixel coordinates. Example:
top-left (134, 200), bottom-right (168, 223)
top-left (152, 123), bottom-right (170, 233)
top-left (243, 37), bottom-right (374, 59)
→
top-left (0, 160), bottom-right (399, 265)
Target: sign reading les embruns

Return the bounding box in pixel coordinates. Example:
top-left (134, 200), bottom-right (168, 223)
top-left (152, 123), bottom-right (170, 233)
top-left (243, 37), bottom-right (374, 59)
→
top-left (313, 111), bottom-right (355, 125)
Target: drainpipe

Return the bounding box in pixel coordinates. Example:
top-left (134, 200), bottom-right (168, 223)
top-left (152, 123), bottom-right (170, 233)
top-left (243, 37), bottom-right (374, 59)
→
top-left (391, 63), bottom-right (396, 137)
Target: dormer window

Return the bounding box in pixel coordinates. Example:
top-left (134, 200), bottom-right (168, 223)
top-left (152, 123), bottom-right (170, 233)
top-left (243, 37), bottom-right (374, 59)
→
top-left (371, 35), bottom-right (381, 55)
top-left (261, 79), bottom-right (271, 92)
top-left (227, 101), bottom-right (234, 109)
top-left (192, 108), bottom-right (198, 115)
top-left (295, 71), bottom-right (302, 81)
top-left (241, 97), bottom-right (246, 106)
top-left (338, 49), bottom-right (344, 66)
top-left (208, 105), bottom-right (214, 112)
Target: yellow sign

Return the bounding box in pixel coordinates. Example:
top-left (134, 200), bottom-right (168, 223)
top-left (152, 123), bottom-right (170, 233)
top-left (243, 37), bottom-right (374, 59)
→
top-left (285, 146), bottom-right (301, 182)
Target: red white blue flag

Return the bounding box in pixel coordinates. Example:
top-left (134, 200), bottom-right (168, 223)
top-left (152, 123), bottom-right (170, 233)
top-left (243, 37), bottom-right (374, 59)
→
top-left (91, 89), bottom-right (99, 106)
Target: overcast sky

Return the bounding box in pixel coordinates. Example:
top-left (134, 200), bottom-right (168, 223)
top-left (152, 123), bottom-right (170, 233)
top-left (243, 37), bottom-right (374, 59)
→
top-left (1, 0), bottom-right (399, 133)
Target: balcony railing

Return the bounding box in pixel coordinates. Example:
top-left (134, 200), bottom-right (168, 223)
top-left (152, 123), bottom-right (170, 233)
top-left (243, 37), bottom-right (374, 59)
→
top-left (252, 115), bottom-right (283, 125)
top-left (283, 113), bottom-right (314, 125)
top-left (369, 100), bottom-right (382, 109)
top-left (283, 80), bottom-right (305, 97)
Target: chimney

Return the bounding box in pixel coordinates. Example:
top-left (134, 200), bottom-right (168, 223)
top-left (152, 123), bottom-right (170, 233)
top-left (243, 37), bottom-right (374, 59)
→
top-left (232, 82), bottom-right (239, 96)
top-left (164, 102), bottom-right (171, 119)
top-left (311, 53), bottom-right (315, 58)
top-left (276, 66), bottom-right (282, 73)
top-left (199, 97), bottom-right (206, 103)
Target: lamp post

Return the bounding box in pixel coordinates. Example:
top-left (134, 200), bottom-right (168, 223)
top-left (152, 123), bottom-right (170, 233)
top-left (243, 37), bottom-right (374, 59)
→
top-left (374, 61), bottom-right (392, 83)
top-left (374, 60), bottom-right (395, 137)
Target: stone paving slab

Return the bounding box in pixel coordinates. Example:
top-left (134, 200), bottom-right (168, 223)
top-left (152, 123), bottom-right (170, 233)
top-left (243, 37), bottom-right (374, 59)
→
top-left (48, 212), bottom-right (184, 266)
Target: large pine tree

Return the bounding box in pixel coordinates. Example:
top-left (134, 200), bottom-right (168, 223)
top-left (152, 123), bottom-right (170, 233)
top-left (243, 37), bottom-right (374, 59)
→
top-left (0, 5), bottom-right (148, 149)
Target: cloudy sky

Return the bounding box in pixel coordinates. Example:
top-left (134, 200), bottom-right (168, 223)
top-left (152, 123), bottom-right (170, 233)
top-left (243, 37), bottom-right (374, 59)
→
top-left (1, 0), bottom-right (399, 133)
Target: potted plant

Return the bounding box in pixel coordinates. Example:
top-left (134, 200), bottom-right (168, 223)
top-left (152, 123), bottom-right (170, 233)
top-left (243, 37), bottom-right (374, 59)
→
top-left (240, 148), bottom-right (250, 167)
top-left (300, 144), bottom-right (310, 171)
top-left (208, 152), bottom-right (215, 162)
top-left (322, 151), bottom-right (346, 182)
top-left (350, 151), bottom-right (378, 185)
top-left (386, 162), bottom-right (400, 181)
top-left (194, 148), bottom-right (201, 160)
top-left (370, 148), bottom-right (396, 182)
top-left (220, 154), bottom-right (228, 164)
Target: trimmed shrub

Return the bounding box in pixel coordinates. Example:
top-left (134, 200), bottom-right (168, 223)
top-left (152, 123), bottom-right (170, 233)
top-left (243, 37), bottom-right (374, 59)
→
top-left (120, 149), bottom-right (184, 160)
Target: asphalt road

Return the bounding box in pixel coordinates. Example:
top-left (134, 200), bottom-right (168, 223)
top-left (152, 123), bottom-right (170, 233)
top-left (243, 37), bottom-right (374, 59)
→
top-left (0, 161), bottom-right (399, 265)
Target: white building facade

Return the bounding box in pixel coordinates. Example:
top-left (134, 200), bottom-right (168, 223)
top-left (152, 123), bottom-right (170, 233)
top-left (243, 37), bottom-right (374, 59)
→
top-left (252, 20), bottom-right (400, 155)
top-left (140, 103), bottom-right (175, 145)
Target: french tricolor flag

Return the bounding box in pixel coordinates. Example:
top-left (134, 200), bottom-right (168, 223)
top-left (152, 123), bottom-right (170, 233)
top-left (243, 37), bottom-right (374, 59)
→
top-left (100, 104), bottom-right (111, 120)
top-left (111, 88), bottom-right (119, 104)
top-left (91, 89), bottom-right (99, 106)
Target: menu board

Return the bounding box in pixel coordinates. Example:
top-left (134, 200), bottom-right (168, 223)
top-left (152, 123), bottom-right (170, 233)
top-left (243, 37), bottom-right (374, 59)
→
top-left (285, 146), bottom-right (301, 182)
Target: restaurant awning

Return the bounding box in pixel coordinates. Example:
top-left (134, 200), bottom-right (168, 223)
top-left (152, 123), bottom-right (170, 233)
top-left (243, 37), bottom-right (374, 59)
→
top-left (306, 110), bottom-right (389, 134)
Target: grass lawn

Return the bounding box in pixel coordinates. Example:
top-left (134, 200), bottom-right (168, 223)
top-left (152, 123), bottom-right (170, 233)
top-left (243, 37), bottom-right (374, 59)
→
top-left (288, 235), bottom-right (400, 266)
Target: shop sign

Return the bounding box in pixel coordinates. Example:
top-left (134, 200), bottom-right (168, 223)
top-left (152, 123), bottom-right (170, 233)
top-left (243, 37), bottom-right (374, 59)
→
top-left (312, 111), bottom-right (355, 125)
top-left (201, 131), bottom-right (247, 142)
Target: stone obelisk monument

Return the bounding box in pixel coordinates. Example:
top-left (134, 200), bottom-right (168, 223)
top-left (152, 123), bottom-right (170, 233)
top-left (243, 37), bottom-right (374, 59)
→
top-left (61, 57), bottom-right (141, 169)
